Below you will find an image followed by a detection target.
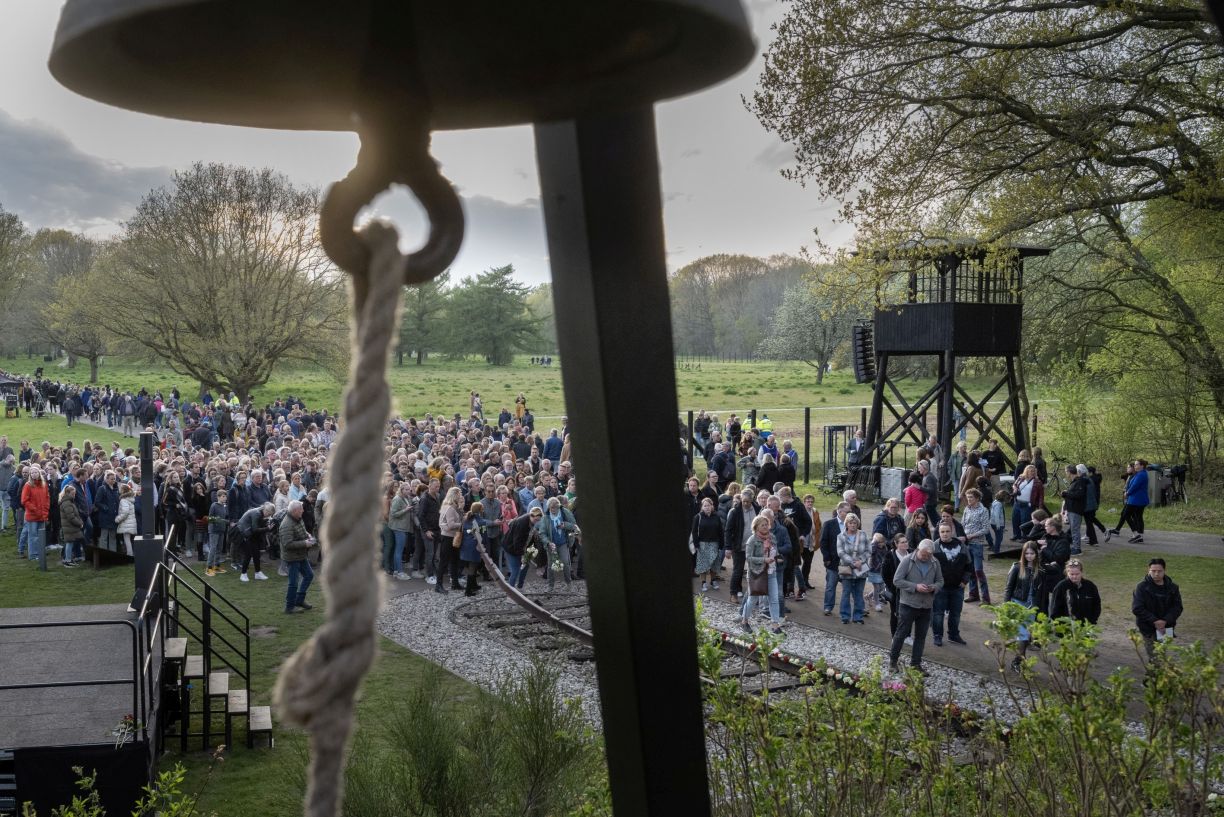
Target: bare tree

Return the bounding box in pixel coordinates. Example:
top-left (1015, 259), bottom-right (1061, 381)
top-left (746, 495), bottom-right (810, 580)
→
top-left (93, 163), bottom-right (347, 402)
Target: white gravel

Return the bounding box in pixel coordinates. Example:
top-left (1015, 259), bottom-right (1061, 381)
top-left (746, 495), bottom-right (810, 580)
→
top-left (376, 582), bottom-right (604, 723)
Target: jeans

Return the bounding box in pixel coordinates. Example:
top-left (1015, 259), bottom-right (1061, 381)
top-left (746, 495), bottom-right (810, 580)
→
top-left (991, 525), bottom-right (1004, 554)
top-left (546, 543), bottom-right (572, 591)
top-left (889, 603), bottom-right (931, 667)
top-left (207, 532), bottom-right (225, 567)
top-left (392, 530), bottom-right (408, 574)
top-left (1011, 500), bottom-right (1031, 539)
top-left (24, 520), bottom-right (45, 562)
top-left (15, 509), bottom-right (26, 554)
top-left (505, 551), bottom-right (527, 588)
top-left (840, 576), bottom-right (866, 622)
top-left (0, 493), bottom-right (9, 531)
top-left (380, 525), bottom-right (395, 574)
top-left (66, 412), bottom-right (74, 427)
top-left (285, 558), bottom-right (314, 609)
top-left (823, 566), bottom-right (840, 612)
top-left (740, 570), bottom-right (782, 626)
top-left (99, 527), bottom-right (118, 553)
top-left (966, 540), bottom-right (990, 601)
top-left (1065, 511), bottom-right (1083, 552)
top-left (932, 584), bottom-right (965, 639)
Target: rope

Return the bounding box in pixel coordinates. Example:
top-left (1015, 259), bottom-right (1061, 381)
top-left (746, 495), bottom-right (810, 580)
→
top-left (274, 222), bottom-right (405, 817)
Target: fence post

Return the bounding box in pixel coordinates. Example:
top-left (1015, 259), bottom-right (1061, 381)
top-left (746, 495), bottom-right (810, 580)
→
top-left (687, 410), bottom-right (695, 466)
top-left (860, 406), bottom-right (867, 432)
top-left (803, 406), bottom-right (811, 484)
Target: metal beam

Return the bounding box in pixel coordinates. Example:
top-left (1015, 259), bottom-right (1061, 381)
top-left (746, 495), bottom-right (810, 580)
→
top-left (535, 108), bottom-right (711, 817)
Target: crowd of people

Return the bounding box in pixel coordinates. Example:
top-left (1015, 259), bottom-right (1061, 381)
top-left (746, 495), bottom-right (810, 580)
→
top-left (2, 370), bottom-right (581, 614)
top-left (686, 429), bottom-right (1184, 675)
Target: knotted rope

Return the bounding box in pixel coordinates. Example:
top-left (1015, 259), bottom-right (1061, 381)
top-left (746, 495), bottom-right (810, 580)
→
top-left (275, 115), bottom-right (463, 817)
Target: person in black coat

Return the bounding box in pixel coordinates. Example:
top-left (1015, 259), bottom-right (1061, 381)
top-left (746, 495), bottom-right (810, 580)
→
top-left (882, 533), bottom-right (911, 636)
top-left (501, 507), bottom-right (543, 589)
top-left (1132, 558), bottom-right (1184, 659)
top-left (723, 490), bottom-right (758, 599)
top-left (931, 523), bottom-right (972, 646)
top-left (1048, 560), bottom-right (1101, 623)
top-left (1034, 516), bottom-right (1071, 615)
top-left (818, 502), bottom-right (849, 614)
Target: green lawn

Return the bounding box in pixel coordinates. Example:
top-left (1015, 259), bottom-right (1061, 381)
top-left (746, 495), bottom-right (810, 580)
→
top-left (0, 526), bottom-right (473, 816)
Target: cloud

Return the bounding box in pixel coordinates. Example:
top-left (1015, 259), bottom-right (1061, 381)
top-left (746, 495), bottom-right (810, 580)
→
top-left (0, 108), bottom-right (171, 233)
top-left (754, 138), bottom-right (794, 171)
top-left (680, 148), bottom-right (703, 159)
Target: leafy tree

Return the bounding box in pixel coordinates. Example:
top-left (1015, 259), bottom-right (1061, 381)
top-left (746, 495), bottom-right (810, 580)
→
top-left (443, 265), bottom-right (542, 365)
top-left (398, 271), bottom-right (451, 365)
top-left (42, 251), bottom-right (109, 383)
top-left (758, 273), bottom-right (859, 382)
top-left (92, 163), bottom-right (346, 402)
top-left (524, 283), bottom-right (558, 355)
top-left (28, 231), bottom-right (98, 369)
top-left (0, 205), bottom-right (30, 353)
top-left (750, 0), bottom-right (1224, 416)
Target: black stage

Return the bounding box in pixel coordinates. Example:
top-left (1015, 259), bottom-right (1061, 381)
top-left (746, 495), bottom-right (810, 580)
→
top-left (0, 604), bottom-right (141, 750)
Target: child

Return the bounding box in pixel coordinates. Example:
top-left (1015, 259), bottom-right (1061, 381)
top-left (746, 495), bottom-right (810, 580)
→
top-left (867, 532), bottom-right (888, 612)
top-left (991, 489), bottom-right (1008, 554)
top-left (206, 489), bottom-right (229, 576)
top-left (903, 472), bottom-right (926, 518)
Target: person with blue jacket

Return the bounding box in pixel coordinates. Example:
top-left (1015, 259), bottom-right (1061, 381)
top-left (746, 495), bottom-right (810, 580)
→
top-left (1108, 460), bottom-right (1149, 544)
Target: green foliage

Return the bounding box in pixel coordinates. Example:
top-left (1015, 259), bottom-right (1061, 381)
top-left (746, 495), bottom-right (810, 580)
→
top-left (18, 762), bottom-right (215, 817)
top-left (340, 661), bottom-right (606, 817)
top-left (441, 266), bottom-right (543, 365)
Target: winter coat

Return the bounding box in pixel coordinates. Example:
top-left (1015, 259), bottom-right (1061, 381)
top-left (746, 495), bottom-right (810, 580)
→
top-left (59, 495), bottom-right (84, 542)
top-left (1132, 575), bottom-right (1183, 637)
top-left (934, 542), bottom-right (972, 588)
top-left (1061, 475), bottom-right (1089, 515)
top-left (1049, 578), bottom-right (1101, 624)
top-left (502, 513), bottom-right (540, 557)
top-left (20, 481), bottom-right (50, 522)
top-left (95, 482), bottom-right (120, 530)
top-left (1004, 562), bottom-right (1039, 606)
top-left (115, 497), bottom-right (138, 535)
top-left (1125, 469), bottom-right (1150, 507)
top-left (691, 510), bottom-right (724, 544)
top-left (459, 515), bottom-right (488, 563)
top-left (891, 554), bottom-right (944, 610)
top-left (388, 494), bottom-right (415, 533)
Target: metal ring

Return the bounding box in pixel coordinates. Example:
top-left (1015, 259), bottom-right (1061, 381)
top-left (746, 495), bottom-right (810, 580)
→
top-left (320, 120), bottom-right (464, 284)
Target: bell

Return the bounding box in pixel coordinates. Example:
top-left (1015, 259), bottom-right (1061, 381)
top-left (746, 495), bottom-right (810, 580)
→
top-left (48, 0), bottom-right (754, 131)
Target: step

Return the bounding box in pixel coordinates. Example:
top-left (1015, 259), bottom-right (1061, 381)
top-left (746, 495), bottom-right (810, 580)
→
top-left (183, 655), bottom-right (204, 679)
top-left (249, 705), bottom-right (272, 733)
top-left (226, 688), bottom-right (248, 716)
top-left (206, 672), bottom-right (229, 698)
top-left (0, 773), bottom-right (13, 789)
top-left (0, 795), bottom-right (15, 815)
top-left (165, 637), bottom-right (188, 662)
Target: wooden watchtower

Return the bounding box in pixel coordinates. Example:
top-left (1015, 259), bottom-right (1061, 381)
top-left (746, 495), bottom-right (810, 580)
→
top-left (854, 240), bottom-right (1050, 494)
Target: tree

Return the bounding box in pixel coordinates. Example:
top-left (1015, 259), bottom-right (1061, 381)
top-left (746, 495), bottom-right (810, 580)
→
top-left (42, 247), bottom-right (108, 383)
top-left (28, 231), bottom-right (98, 368)
top-left (95, 163), bottom-right (347, 402)
top-left (757, 275), bottom-right (859, 382)
top-left (398, 272), bottom-right (451, 365)
top-left (750, 0), bottom-right (1224, 416)
top-left (524, 283), bottom-right (558, 355)
top-left (0, 205), bottom-right (30, 353)
top-left (443, 265), bottom-right (541, 365)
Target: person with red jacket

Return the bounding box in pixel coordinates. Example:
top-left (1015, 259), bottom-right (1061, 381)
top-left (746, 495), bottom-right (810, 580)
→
top-left (21, 467), bottom-right (51, 563)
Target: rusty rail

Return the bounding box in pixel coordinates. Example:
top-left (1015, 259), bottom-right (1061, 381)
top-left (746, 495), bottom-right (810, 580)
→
top-left (475, 539), bottom-right (594, 646)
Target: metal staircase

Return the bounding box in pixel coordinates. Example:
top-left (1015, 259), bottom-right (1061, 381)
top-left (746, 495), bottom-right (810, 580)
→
top-left (144, 542), bottom-right (273, 751)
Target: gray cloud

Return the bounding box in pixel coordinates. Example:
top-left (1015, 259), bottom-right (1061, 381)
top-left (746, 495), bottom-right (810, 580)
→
top-left (680, 148), bottom-right (703, 159)
top-left (0, 108), bottom-right (171, 233)
top-left (754, 138), bottom-right (794, 172)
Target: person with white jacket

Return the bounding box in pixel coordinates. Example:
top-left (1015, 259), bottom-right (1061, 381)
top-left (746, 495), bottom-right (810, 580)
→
top-left (114, 483), bottom-right (138, 555)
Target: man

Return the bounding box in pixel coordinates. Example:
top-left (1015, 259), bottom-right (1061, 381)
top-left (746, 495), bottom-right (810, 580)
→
top-left (872, 497), bottom-right (906, 543)
top-left (982, 439), bottom-right (1006, 477)
top-left (0, 436), bottom-right (14, 463)
top-left (931, 524), bottom-right (971, 646)
top-left (723, 488), bottom-right (758, 600)
top-left (888, 539), bottom-right (943, 675)
top-left (537, 497), bottom-right (577, 591)
top-left (95, 470), bottom-right (120, 553)
top-left (279, 500), bottom-right (316, 613)
top-left (542, 428), bottom-right (563, 461)
top-left (819, 502), bottom-right (849, 615)
top-left (502, 507), bottom-right (544, 588)
top-left (0, 453), bottom-right (14, 533)
top-left (1061, 464), bottom-right (1089, 554)
top-left (693, 410), bottom-right (711, 457)
top-left (417, 478), bottom-right (442, 585)
top-left (926, 433), bottom-right (945, 490)
top-left (847, 429), bottom-right (867, 467)
top-left (708, 442), bottom-right (736, 493)
top-left (842, 489), bottom-right (863, 522)
top-left (1132, 557), bottom-right (1183, 660)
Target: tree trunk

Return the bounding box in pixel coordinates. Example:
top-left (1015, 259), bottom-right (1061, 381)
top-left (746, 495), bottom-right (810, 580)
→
top-left (416, 349), bottom-right (426, 365)
top-left (397, 350), bottom-right (404, 366)
top-left (66, 353), bottom-right (77, 369)
top-left (88, 355), bottom-right (99, 384)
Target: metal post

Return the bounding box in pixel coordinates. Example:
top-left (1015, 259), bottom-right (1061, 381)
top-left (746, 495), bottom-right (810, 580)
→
top-left (860, 406), bottom-right (867, 433)
top-left (749, 408), bottom-right (756, 430)
top-left (139, 432), bottom-right (155, 536)
top-left (687, 410), bottom-right (695, 469)
top-left (939, 351), bottom-right (955, 497)
top-left (535, 108), bottom-right (710, 817)
top-left (803, 407), bottom-right (811, 484)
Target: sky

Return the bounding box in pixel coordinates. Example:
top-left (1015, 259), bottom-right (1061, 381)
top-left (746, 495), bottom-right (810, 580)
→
top-left (0, 1), bottom-right (849, 285)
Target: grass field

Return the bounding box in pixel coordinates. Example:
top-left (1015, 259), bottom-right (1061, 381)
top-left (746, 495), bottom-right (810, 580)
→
top-left (0, 526), bottom-right (476, 816)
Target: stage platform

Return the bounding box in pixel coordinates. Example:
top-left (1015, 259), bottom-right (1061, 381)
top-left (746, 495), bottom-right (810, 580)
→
top-left (0, 604), bottom-right (142, 750)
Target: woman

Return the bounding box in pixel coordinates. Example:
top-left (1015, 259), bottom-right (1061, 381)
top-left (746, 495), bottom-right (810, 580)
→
top-left (379, 480), bottom-right (397, 577)
top-left (1032, 447), bottom-right (1049, 485)
top-left (799, 493), bottom-right (822, 594)
top-left (387, 481), bottom-right (415, 580)
top-left (514, 393), bottom-right (527, 423)
top-left (905, 508), bottom-right (932, 551)
top-left (738, 514), bottom-right (783, 635)
top-left (948, 441), bottom-right (968, 510)
top-left (288, 472), bottom-right (306, 502)
top-left (958, 451), bottom-right (985, 507)
top-left (189, 480), bottom-right (211, 561)
top-left (1011, 464), bottom-right (1045, 541)
top-left (692, 497), bottom-right (724, 593)
top-left (1034, 515), bottom-right (1071, 615)
top-left (458, 501), bottom-right (489, 596)
top-left (1003, 540), bottom-right (1041, 671)
top-left (273, 479), bottom-right (292, 514)
top-left (59, 483), bottom-right (85, 567)
top-left (757, 453), bottom-right (780, 492)
top-left (161, 471), bottom-right (189, 555)
top-left (114, 483), bottom-right (137, 556)
top-left (437, 486), bottom-right (465, 593)
top-left (836, 512), bottom-right (871, 624)
top-left (1048, 559), bottom-right (1101, 624)
top-left (1012, 449), bottom-right (1032, 479)
top-left (883, 532), bottom-right (910, 636)
top-left (960, 488), bottom-right (992, 604)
